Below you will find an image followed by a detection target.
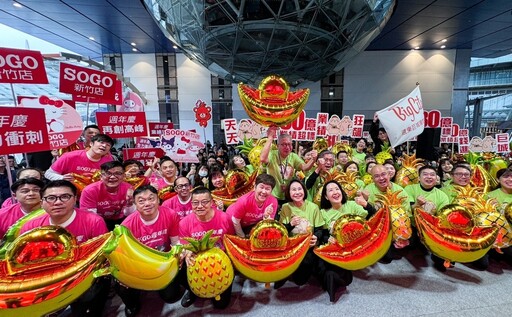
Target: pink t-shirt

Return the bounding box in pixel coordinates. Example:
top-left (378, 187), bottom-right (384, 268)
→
top-left (0, 203), bottom-right (27, 238)
top-left (162, 195), bottom-right (193, 221)
top-left (51, 150), bottom-right (114, 178)
top-left (179, 210), bottom-right (234, 250)
top-left (121, 207), bottom-right (179, 252)
top-left (150, 176), bottom-right (173, 191)
top-left (226, 191), bottom-right (278, 228)
top-left (1, 198), bottom-right (14, 209)
top-left (80, 181), bottom-right (133, 220)
top-left (20, 209), bottom-right (108, 244)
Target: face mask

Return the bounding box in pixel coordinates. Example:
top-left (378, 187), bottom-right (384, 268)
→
top-left (199, 171), bottom-right (207, 177)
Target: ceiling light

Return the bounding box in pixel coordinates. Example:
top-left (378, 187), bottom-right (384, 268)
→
top-left (172, 45), bottom-right (178, 49)
top-left (441, 45), bottom-right (446, 49)
top-left (88, 36), bottom-right (95, 40)
top-left (131, 42), bottom-right (136, 46)
top-left (132, 48), bottom-right (137, 52)
top-left (415, 46), bottom-right (420, 50)
top-left (13, 2), bottom-right (22, 8)
top-left (441, 39), bottom-right (447, 43)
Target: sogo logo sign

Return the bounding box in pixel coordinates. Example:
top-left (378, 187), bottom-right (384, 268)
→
top-left (0, 47), bottom-right (48, 84)
top-left (59, 62), bottom-right (118, 100)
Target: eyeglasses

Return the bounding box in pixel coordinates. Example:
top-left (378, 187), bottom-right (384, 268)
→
top-left (175, 184), bottom-right (190, 190)
top-left (191, 199), bottom-right (211, 207)
top-left (102, 171), bottom-right (124, 178)
top-left (42, 194), bottom-right (74, 203)
top-left (453, 172), bottom-right (471, 178)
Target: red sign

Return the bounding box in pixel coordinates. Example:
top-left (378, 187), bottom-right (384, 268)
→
top-left (0, 107), bottom-right (50, 154)
top-left (0, 47), bottom-right (48, 84)
top-left (123, 148), bottom-right (165, 160)
top-left (96, 112), bottom-right (147, 138)
top-left (193, 100), bottom-right (212, 128)
top-left (17, 95), bottom-right (76, 109)
top-left (72, 80), bottom-right (123, 105)
top-left (148, 122), bottom-right (174, 137)
top-left (59, 63), bottom-right (118, 100)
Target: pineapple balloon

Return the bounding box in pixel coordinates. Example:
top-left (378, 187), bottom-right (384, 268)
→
top-left (376, 190), bottom-right (412, 246)
top-left (375, 143), bottom-right (393, 164)
top-left (395, 153), bottom-right (423, 188)
top-left (237, 137), bottom-right (275, 172)
top-left (183, 230), bottom-right (234, 300)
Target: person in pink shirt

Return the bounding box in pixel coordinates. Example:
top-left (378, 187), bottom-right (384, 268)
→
top-left (162, 176), bottom-right (193, 221)
top-left (148, 157), bottom-right (179, 202)
top-left (44, 134), bottom-right (115, 183)
top-left (1, 167), bottom-right (44, 208)
top-left (226, 173), bottom-right (278, 237)
top-left (20, 180), bottom-right (109, 317)
top-left (116, 185), bottom-right (181, 316)
top-left (0, 177), bottom-right (44, 238)
top-left (80, 161), bottom-right (135, 231)
top-left (179, 187), bottom-right (235, 309)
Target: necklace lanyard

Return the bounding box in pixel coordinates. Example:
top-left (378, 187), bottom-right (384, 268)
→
top-left (278, 154), bottom-right (289, 181)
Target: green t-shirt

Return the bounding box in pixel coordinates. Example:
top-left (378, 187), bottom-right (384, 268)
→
top-left (440, 183), bottom-right (470, 203)
top-left (266, 150), bottom-right (304, 200)
top-left (279, 200), bottom-right (325, 229)
top-left (364, 182), bottom-right (413, 216)
top-left (320, 201), bottom-right (368, 230)
top-left (486, 188), bottom-right (512, 210)
top-left (405, 184), bottom-right (450, 214)
top-left (351, 149), bottom-right (366, 165)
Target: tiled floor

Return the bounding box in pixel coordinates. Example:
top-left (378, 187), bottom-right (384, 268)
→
top-left (98, 249), bottom-right (512, 317)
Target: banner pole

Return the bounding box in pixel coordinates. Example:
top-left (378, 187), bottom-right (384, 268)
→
top-left (86, 97), bottom-right (91, 125)
top-left (407, 141), bottom-right (410, 155)
top-left (10, 83), bottom-right (30, 168)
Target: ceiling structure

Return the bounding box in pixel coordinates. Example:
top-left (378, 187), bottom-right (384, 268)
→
top-left (0, 0), bottom-right (511, 61)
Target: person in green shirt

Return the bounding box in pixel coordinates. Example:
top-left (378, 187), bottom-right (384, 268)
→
top-left (441, 163), bottom-right (473, 203)
top-left (275, 179), bottom-right (324, 289)
top-left (317, 180), bottom-right (376, 302)
top-left (361, 164), bottom-right (413, 262)
top-left (406, 165), bottom-right (450, 215)
top-left (351, 138), bottom-right (368, 165)
top-left (485, 167), bottom-right (512, 266)
top-left (260, 127), bottom-right (317, 203)
top-left (305, 150), bottom-right (336, 204)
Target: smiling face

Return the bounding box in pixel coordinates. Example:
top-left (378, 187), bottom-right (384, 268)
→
top-left (134, 189), bottom-right (159, 221)
top-left (160, 160), bottom-right (177, 180)
top-left (384, 163), bottom-right (396, 179)
top-left (419, 167), bottom-right (437, 189)
top-left (378, 130), bottom-right (388, 141)
top-left (101, 166), bottom-right (125, 190)
top-left (452, 166), bottom-right (472, 186)
top-left (345, 163), bottom-right (358, 174)
top-left (337, 152), bottom-right (349, 166)
top-left (211, 172), bottom-right (225, 189)
top-left (254, 182), bottom-right (273, 205)
top-left (174, 177), bottom-right (191, 200)
top-left (191, 192), bottom-right (213, 220)
top-left (90, 140), bottom-right (112, 157)
top-left (324, 182), bottom-right (343, 206)
top-left (233, 156), bottom-right (246, 168)
top-left (371, 165), bottom-right (390, 191)
top-left (356, 139), bottom-right (366, 152)
top-left (288, 181), bottom-right (305, 204)
top-left (499, 170), bottom-right (512, 193)
top-left (441, 160), bottom-right (453, 173)
top-left (84, 127), bottom-right (100, 143)
top-left (278, 135), bottom-right (293, 158)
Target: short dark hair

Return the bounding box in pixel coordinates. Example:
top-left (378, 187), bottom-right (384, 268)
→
top-left (91, 134), bottom-right (114, 146)
top-left (123, 159), bottom-right (144, 170)
top-left (284, 179), bottom-right (308, 202)
top-left (343, 161), bottom-right (359, 173)
top-left (160, 157), bottom-right (176, 167)
top-left (42, 180), bottom-right (77, 196)
top-left (191, 186), bottom-right (211, 198)
top-left (451, 163), bottom-right (471, 175)
top-left (133, 184), bottom-right (158, 198)
top-left (320, 180), bottom-right (347, 210)
top-left (16, 167), bottom-right (44, 180)
top-left (174, 176), bottom-right (190, 187)
top-left (255, 174), bottom-right (276, 189)
top-left (418, 165), bottom-right (436, 175)
top-left (355, 138), bottom-right (367, 145)
top-left (100, 160), bottom-right (123, 172)
top-left (336, 150), bottom-right (348, 159)
top-left (319, 150), bottom-right (334, 159)
top-left (11, 177), bottom-right (45, 192)
top-left (84, 124), bottom-right (100, 132)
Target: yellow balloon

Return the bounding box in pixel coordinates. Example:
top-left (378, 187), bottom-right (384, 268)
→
top-left (238, 75), bottom-right (310, 127)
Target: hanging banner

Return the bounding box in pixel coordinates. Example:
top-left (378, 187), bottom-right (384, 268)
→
top-left (0, 47), bottom-right (48, 84)
top-left (96, 112), bottom-right (147, 138)
top-left (193, 99), bottom-right (212, 128)
top-left (59, 62), bottom-right (118, 100)
top-left (18, 95), bottom-right (83, 150)
top-left (376, 86), bottom-right (424, 148)
top-left (0, 107), bottom-right (50, 154)
top-left (222, 118), bottom-right (240, 145)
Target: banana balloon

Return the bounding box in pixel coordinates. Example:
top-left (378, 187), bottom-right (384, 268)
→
top-left (0, 208), bottom-right (45, 260)
top-left (102, 225), bottom-right (181, 291)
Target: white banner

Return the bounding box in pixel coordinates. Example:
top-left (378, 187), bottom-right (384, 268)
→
top-left (376, 86), bottom-right (424, 148)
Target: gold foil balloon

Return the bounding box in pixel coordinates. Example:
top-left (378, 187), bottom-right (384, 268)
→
top-left (414, 207), bottom-right (498, 263)
top-left (0, 226), bottom-right (112, 317)
top-left (158, 185), bottom-right (176, 202)
top-left (314, 207), bottom-right (392, 270)
top-left (223, 220), bottom-right (311, 283)
top-left (0, 208), bottom-right (45, 260)
top-left (313, 138), bottom-right (328, 153)
top-left (211, 170), bottom-right (258, 207)
top-left (101, 226), bottom-right (181, 291)
top-left (436, 204), bottom-right (474, 234)
top-left (375, 190), bottom-right (412, 242)
top-left (238, 75), bottom-right (310, 127)
top-left (505, 202), bottom-right (512, 224)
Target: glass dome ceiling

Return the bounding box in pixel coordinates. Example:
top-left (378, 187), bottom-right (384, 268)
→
top-left (143, 0), bottom-right (395, 85)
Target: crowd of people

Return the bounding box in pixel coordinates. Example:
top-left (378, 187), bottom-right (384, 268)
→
top-left (1, 113), bottom-right (511, 316)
